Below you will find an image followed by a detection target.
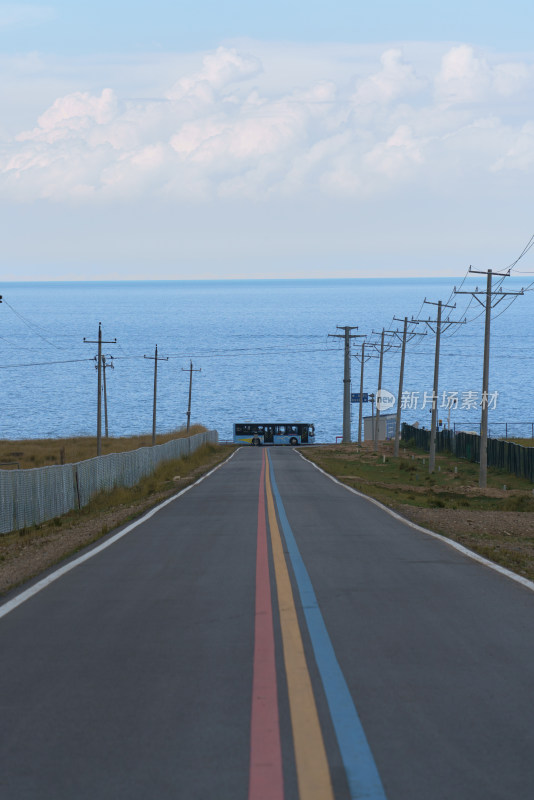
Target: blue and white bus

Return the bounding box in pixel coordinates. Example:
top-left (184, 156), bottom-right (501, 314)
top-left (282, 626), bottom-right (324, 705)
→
top-left (233, 422), bottom-right (315, 446)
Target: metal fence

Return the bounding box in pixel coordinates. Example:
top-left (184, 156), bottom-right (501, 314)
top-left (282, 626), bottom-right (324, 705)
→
top-left (401, 424), bottom-right (534, 482)
top-left (450, 421), bottom-right (534, 439)
top-left (0, 430), bottom-right (218, 535)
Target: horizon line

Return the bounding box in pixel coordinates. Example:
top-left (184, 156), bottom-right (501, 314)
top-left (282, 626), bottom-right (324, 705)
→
top-left (1, 275), bottom-right (475, 284)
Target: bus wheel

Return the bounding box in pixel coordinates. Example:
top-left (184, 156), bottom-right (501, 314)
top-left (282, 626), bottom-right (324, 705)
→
top-left (252, 437), bottom-right (261, 446)
top-left (289, 437), bottom-right (298, 446)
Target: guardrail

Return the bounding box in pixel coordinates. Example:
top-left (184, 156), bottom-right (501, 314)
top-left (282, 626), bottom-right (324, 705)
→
top-left (0, 430), bottom-right (218, 535)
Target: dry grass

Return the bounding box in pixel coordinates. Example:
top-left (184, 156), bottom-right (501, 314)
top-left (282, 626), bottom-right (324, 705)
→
top-left (0, 425), bottom-right (207, 469)
top-left (504, 437), bottom-right (534, 447)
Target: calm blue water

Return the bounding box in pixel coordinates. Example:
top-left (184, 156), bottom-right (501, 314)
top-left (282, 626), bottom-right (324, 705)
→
top-left (1, 278), bottom-right (532, 442)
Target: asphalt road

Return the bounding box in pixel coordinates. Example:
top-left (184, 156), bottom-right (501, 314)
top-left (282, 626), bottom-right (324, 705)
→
top-left (1, 446), bottom-right (534, 799)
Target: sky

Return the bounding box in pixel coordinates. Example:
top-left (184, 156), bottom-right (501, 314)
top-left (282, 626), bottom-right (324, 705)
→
top-left (2, 1), bottom-right (534, 279)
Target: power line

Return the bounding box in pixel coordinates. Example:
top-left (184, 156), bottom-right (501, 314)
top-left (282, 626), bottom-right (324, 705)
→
top-left (3, 300), bottom-right (65, 351)
top-left (0, 335), bottom-right (39, 352)
top-left (0, 358), bottom-right (95, 369)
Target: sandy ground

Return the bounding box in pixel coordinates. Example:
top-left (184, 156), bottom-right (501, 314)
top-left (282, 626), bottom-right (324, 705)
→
top-left (397, 504), bottom-right (534, 540)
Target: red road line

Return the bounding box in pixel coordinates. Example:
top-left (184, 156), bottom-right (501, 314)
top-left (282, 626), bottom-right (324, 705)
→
top-left (248, 451), bottom-right (284, 800)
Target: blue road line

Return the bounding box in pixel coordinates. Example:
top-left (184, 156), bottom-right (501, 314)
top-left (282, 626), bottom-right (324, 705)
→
top-left (267, 451), bottom-right (388, 800)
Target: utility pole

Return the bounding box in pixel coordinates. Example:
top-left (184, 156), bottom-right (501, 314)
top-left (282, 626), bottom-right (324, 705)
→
top-left (101, 355), bottom-right (114, 438)
top-left (369, 330), bottom-right (400, 452)
top-left (358, 341), bottom-right (365, 446)
top-left (144, 345), bottom-right (169, 445)
top-left (391, 317), bottom-right (425, 457)
top-left (369, 393), bottom-right (375, 440)
top-left (84, 323), bottom-right (117, 456)
top-left (328, 326), bottom-right (364, 443)
top-left (352, 341), bottom-right (378, 445)
top-left (373, 330), bottom-right (385, 452)
top-left (182, 361), bottom-right (201, 431)
top-left (412, 301), bottom-right (465, 473)
top-left (455, 269), bottom-right (523, 487)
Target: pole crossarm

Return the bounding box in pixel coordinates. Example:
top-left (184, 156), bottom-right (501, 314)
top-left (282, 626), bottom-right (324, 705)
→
top-left (83, 338), bottom-right (118, 346)
top-left (328, 327), bottom-right (365, 341)
top-left (455, 288), bottom-right (523, 309)
top-left (392, 317), bottom-right (427, 342)
top-left (468, 266), bottom-right (511, 276)
top-left (351, 336), bottom-right (378, 363)
top-left (423, 298), bottom-right (456, 309)
top-left (369, 332), bottom-right (401, 354)
top-left (328, 325), bottom-right (364, 342)
top-left (144, 350), bottom-right (169, 362)
top-left (370, 343), bottom-right (401, 354)
top-left (410, 316), bottom-right (466, 335)
top-left (83, 322), bottom-right (117, 349)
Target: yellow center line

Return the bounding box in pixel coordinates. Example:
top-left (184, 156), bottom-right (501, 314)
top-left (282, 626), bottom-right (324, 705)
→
top-left (264, 451), bottom-right (334, 800)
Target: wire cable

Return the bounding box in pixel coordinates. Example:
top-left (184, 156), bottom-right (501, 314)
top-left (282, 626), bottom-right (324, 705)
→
top-left (0, 358), bottom-right (95, 369)
top-left (3, 300), bottom-right (65, 351)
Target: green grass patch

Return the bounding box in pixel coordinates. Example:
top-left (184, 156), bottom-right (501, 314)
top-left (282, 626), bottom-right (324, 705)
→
top-left (306, 444), bottom-right (534, 511)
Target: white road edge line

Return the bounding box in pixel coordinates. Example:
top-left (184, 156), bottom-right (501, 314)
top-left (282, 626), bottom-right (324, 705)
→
top-left (0, 448), bottom-right (240, 619)
top-left (295, 448), bottom-right (534, 594)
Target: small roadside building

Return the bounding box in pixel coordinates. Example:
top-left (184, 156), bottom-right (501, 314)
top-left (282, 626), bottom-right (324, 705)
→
top-left (363, 413), bottom-right (397, 442)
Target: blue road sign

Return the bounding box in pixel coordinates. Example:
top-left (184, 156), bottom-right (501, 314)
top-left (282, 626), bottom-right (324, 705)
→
top-left (351, 393), bottom-right (369, 403)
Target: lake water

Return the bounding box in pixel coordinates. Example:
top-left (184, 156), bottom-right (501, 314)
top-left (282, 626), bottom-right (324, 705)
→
top-left (1, 278), bottom-right (532, 442)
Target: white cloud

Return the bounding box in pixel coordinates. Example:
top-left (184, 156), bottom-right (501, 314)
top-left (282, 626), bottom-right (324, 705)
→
top-left (352, 48), bottom-right (425, 105)
top-left (363, 125), bottom-right (425, 178)
top-left (2, 42), bottom-right (534, 202)
top-left (435, 45), bottom-right (531, 105)
top-left (18, 88), bottom-right (118, 143)
top-left (166, 46), bottom-right (262, 102)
